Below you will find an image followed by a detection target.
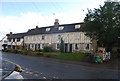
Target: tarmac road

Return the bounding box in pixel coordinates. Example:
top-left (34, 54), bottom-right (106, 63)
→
top-left (1, 51), bottom-right (120, 79)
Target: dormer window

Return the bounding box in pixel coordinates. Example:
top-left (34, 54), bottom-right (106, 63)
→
top-left (75, 25), bottom-right (81, 29)
top-left (46, 28), bottom-right (50, 31)
top-left (59, 26), bottom-right (64, 30)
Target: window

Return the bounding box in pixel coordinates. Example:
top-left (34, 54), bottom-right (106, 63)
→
top-left (75, 44), bottom-right (78, 49)
top-left (75, 25), bottom-right (81, 29)
top-left (86, 44), bottom-right (89, 49)
top-left (46, 28), bottom-right (51, 31)
top-left (17, 38), bottom-right (20, 42)
top-left (8, 39), bottom-right (11, 42)
top-left (42, 35), bottom-right (45, 40)
top-left (75, 33), bottom-right (80, 39)
top-left (59, 26), bottom-right (64, 30)
top-left (42, 44), bottom-right (44, 49)
top-left (13, 38), bottom-right (15, 42)
top-left (32, 44), bottom-right (34, 48)
top-left (28, 44), bottom-right (30, 50)
top-left (38, 44), bottom-right (40, 49)
top-left (58, 34), bottom-right (61, 39)
top-left (4, 40), bottom-right (7, 43)
top-left (57, 44), bottom-right (60, 49)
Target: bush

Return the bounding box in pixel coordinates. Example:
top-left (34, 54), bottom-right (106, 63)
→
top-left (4, 49), bottom-right (11, 52)
top-left (35, 49), bottom-right (43, 52)
top-left (43, 46), bottom-right (54, 52)
top-left (21, 50), bottom-right (33, 55)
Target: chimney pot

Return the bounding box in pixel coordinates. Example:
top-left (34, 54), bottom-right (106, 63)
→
top-left (10, 32), bottom-right (12, 35)
top-left (54, 19), bottom-right (59, 27)
top-left (36, 25), bottom-right (39, 29)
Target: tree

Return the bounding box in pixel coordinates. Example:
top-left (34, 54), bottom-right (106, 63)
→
top-left (84, 1), bottom-right (120, 51)
top-left (60, 38), bottom-right (64, 53)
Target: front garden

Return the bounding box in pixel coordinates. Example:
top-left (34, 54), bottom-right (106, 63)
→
top-left (3, 46), bottom-right (87, 62)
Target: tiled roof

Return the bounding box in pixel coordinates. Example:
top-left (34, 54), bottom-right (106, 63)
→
top-left (26, 22), bottom-right (85, 36)
top-left (7, 22), bottom-right (85, 39)
top-left (7, 32), bottom-right (26, 39)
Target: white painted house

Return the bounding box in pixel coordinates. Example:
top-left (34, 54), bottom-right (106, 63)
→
top-left (0, 35), bottom-right (7, 51)
top-left (6, 20), bottom-right (93, 53)
top-left (7, 32), bottom-right (26, 49)
top-left (24, 20), bottom-right (92, 53)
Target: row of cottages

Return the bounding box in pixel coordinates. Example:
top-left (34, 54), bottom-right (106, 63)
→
top-left (7, 19), bottom-right (92, 53)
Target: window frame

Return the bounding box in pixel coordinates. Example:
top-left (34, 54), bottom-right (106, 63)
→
top-left (42, 35), bottom-right (45, 40)
top-left (46, 28), bottom-right (51, 31)
top-left (75, 24), bottom-right (81, 29)
top-left (17, 38), bottom-right (20, 42)
top-left (58, 26), bottom-right (64, 30)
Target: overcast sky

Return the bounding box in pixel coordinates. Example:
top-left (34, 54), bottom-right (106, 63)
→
top-left (0, 0), bottom-right (106, 40)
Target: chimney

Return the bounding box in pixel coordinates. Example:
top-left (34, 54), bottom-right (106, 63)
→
top-left (6, 34), bottom-right (10, 36)
top-left (54, 19), bottom-right (59, 27)
top-left (10, 32), bottom-right (12, 35)
top-left (36, 25), bottom-right (39, 29)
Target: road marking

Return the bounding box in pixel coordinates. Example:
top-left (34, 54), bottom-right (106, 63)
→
top-left (0, 58), bottom-right (23, 72)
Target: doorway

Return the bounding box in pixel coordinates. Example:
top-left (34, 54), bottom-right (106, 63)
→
top-left (69, 44), bottom-right (72, 53)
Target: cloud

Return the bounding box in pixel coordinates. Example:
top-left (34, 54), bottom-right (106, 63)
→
top-left (0, 0), bottom-right (105, 40)
top-left (0, 11), bottom-right (85, 40)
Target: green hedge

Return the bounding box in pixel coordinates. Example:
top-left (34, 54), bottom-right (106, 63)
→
top-left (43, 46), bottom-right (54, 52)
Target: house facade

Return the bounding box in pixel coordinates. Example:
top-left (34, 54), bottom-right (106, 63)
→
top-left (7, 32), bottom-right (26, 49)
top-left (0, 35), bottom-right (7, 51)
top-left (24, 20), bottom-right (92, 53)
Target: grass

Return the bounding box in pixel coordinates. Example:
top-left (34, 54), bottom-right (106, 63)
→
top-left (42, 52), bottom-right (86, 61)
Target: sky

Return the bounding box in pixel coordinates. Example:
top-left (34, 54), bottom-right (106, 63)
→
top-left (0, 0), bottom-right (106, 40)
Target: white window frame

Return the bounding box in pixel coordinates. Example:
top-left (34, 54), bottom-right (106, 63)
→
top-left (46, 28), bottom-right (51, 31)
top-left (59, 26), bottom-right (64, 30)
top-left (75, 25), bottom-right (81, 29)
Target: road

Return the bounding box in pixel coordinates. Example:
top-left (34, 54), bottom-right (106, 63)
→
top-left (1, 51), bottom-right (120, 79)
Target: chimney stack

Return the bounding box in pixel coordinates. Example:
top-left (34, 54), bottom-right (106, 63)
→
top-left (36, 25), bottom-right (39, 29)
top-left (10, 32), bottom-right (12, 35)
top-left (54, 19), bottom-right (59, 27)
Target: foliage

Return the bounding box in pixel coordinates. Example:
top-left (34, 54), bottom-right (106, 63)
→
top-left (4, 49), bottom-right (87, 61)
top-left (35, 49), bottom-right (43, 52)
top-left (43, 46), bottom-right (54, 52)
top-left (84, 1), bottom-right (120, 51)
top-left (60, 38), bottom-right (64, 53)
top-left (4, 49), bottom-right (22, 54)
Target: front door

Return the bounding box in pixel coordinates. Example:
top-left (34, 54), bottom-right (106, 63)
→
top-left (35, 44), bottom-right (37, 50)
top-left (65, 44), bottom-right (68, 53)
top-left (69, 44), bottom-right (72, 53)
